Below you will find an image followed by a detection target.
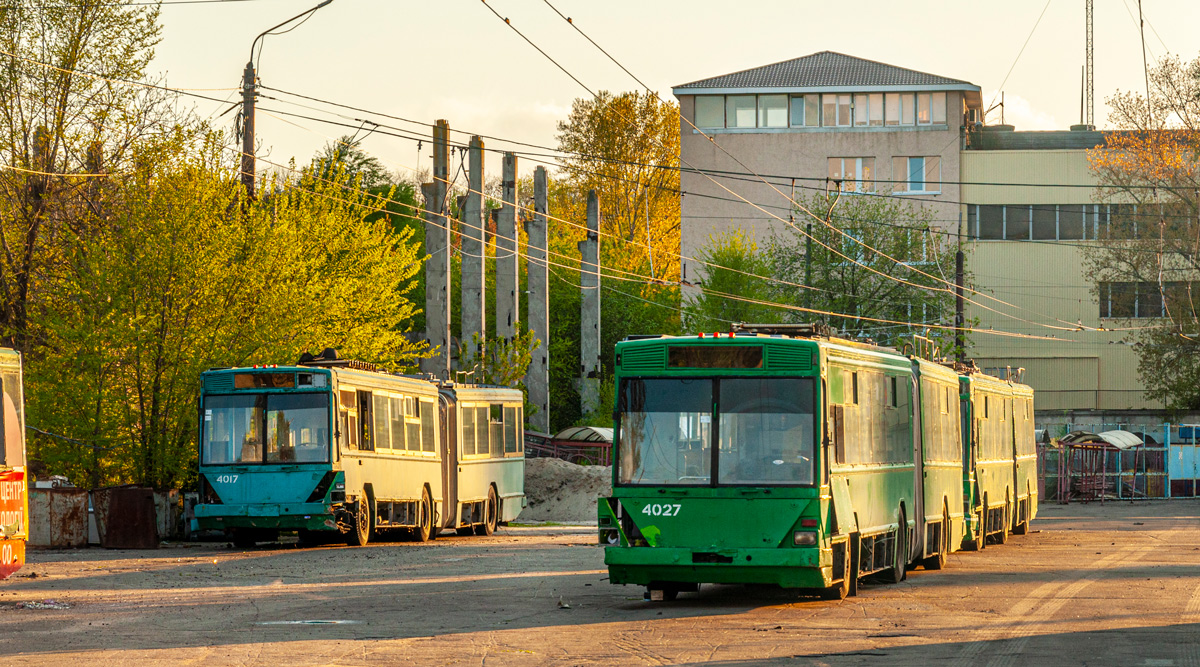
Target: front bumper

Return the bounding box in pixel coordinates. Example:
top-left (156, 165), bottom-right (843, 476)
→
top-left (194, 502), bottom-right (337, 532)
top-left (605, 546), bottom-right (828, 588)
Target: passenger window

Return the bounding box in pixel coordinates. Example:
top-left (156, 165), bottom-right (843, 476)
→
top-left (461, 405), bottom-right (476, 455)
top-left (476, 406), bottom-right (490, 457)
top-left (489, 404), bottom-right (504, 457)
top-left (851, 372), bottom-right (859, 404)
top-left (358, 390), bottom-right (374, 451)
top-left (420, 400), bottom-right (436, 453)
top-left (373, 394), bottom-right (391, 449)
top-left (406, 398), bottom-right (421, 452)
top-left (389, 396), bottom-right (405, 451)
top-left (890, 377), bottom-right (898, 408)
top-left (504, 405), bottom-right (520, 453)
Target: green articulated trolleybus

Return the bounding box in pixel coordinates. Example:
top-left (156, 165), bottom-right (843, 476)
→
top-left (193, 351), bottom-right (525, 547)
top-left (598, 324), bottom-right (1036, 600)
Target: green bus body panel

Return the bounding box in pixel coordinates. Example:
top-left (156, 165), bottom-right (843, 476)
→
top-left (615, 494), bottom-right (817, 549)
top-left (913, 358), bottom-right (968, 553)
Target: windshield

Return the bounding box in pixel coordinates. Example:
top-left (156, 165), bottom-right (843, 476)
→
top-left (617, 377), bottom-right (816, 486)
top-left (0, 370), bottom-right (24, 468)
top-left (717, 378), bottom-right (814, 485)
top-left (203, 392), bottom-right (330, 464)
top-left (618, 378), bottom-right (712, 485)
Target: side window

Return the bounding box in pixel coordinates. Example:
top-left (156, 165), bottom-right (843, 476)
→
top-left (461, 405), bottom-right (476, 456)
top-left (388, 396), bottom-right (405, 451)
top-left (475, 404), bottom-right (487, 455)
top-left (851, 372), bottom-right (859, 405)
top-left (420, 399), bottom-right (437, 453)
top-left (339, 389), bottom-right (358, 450)
top-left (358, 390), bottom-right (374, 451)
top-left (373, 394), bottom-right (391, 449)
top-left (889, 376), bottom-right (898, 408)
top-left (489, 404), bottom-right (504, 457)
top-left (504, 405), bottom-right (520, 454)
top-left (406, 397), bottom-right (422, 452)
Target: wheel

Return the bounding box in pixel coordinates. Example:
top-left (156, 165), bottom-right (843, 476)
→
top-left (820, 541), bottom-right (851, 600)
top-left (885, 510), bottom-right (907, 584)
top-left (231, 529), bottom-right (256, 549)
top-left (473, 486), bottom-right (498, 536)
top-left (922, 509), bottom-right (949, 570)
top-left (996, 497), bottom-right (1010, 545)
top-left (412, 488), bottom-right (434, 543)
top-left (346, 497), bottom-right (372, 546)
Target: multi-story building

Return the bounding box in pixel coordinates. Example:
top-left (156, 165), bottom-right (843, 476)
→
top-left (674, 51), bottom-right (1178, 421)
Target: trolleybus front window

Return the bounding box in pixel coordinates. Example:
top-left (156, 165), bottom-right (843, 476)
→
top-left (717, 378), bottom-right (815, 485)
top-left (265, 393), bottom-right (330, 463)
top-left (618, 378), bottom-right (712, 485)
top-left (203, 393), bottom-right (330, 464)
top-left (203, 394), bottom-right (265, 464)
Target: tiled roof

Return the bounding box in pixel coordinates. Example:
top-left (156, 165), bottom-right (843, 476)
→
top-left (674, 51), bottom-right (978, 91)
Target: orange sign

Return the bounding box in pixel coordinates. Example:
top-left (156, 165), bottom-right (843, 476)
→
top-left (0, 538), bottom-right (23, 580)
top-left (0, 469), bottom-right (25, 579)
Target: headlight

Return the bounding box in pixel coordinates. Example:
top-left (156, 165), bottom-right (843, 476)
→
top-left (600, 528), bottom-right (620, 545)
top-left (793, 530), bottom-right (817, 546)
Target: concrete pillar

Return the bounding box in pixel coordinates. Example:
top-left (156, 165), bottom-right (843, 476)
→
top-left (578, 189), bottom-right (601, 416)
top-left (420, 119), bottom-right (451, 380)
top-left (524, 167), bottom-right (550, 433)
top-left (496, 152), bottom-right (519, 340)
top-left (461, 136), bottom-right (486, 368)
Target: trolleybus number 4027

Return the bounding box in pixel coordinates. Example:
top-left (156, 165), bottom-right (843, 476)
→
top-left (642, 503), bottom-right (682, 517)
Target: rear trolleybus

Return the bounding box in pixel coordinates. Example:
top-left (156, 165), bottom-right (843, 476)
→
top-left (911, 357), bottom-right (967, 570)
top-left (194, 353), bottom-right (524, 546)
top-left (0, 348), bottom-right (26, 580)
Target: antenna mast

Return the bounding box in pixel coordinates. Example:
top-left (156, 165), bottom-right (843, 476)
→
top-left (1085, 0), bottom-right (1094, 128)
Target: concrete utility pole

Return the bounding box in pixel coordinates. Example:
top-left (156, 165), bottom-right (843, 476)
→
top-left (461, 136), bottom-right (487, 368)
top-left (579, 190), bottom-right (601, 417)
top-left (524, 167), bottom-right (551, 433)
top-left (240, 62), bottom-right (256, 198)
top-left (421, 120), bottom-right (451, 379)
top-left (496, 152), bottom-right (519, 340)
top-left (955, 211), bottom-right (965, 364)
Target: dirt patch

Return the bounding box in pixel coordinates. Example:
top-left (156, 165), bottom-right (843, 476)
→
top-left (520, 457), bottom-right (611, 524)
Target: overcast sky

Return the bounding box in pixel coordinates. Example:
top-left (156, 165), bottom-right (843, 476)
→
top-left (154, 0), bottom-right (1200, 179)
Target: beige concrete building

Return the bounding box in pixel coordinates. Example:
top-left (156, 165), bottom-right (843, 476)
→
top-left (675, 52), bottom-right (1164, 418)
top-left (673, 51), bottom-right (981, 284)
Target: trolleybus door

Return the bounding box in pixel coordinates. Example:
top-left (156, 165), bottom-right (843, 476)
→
top-left (909, 372), bottom-right (925, 562)
top-left (439, 393), bottom-right (457, 531)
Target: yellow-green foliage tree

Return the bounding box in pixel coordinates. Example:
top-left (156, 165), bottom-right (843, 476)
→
top-left (29, 130), bottom-right (426, 488)
top-left (1086, 54), bottom-right (1200, 410)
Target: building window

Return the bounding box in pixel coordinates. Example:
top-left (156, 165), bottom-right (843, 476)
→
top-left (828, 157), bottom-right (875, 193)
top-left (1097, 281), bottom-right (1200, 318)
top-left (854, 93), bottom-right (870, 127)
top-left (758, 94), bottom-right (787, 128)
top-left (899, 93), bottom-right (915, 125)
top-left (885, 93), bottom-right (900, 126)
top-left (892, 156), bottom-right (940, 192)
top-left (967, 204), bottom-right (1109, 241)
top-left (931, 92), bottom-right (947, 123)
top-left (869, 93), bottom-right (884, 126)
top-left (837, 94), bottom-right (852, 126)
top-left (725, 95), bottom-right (756, 128)
top-left (917, 93), bottom-right (931, 124)
top-left (695, 95), bottom-right (724, 128)
top-left (822, 95), bottom-right (837, 127)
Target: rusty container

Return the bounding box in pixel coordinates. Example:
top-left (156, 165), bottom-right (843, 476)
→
top-left (93, 486), bottom-right (158, 549)
top-left (27, 488), bottom-right (88, 548)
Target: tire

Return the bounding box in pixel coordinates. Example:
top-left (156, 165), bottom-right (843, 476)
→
top-left (412, 488), bottom-right (434, 543)
top-left (885, 510), bottom-right (907, 584)
top-left (473, 486), bottom-right (498, 536)
top-left (922, 508), bottom-right (949, 570)
top-left (346, 497), bottom-right (372, 547)
top-left (231, 529), bottom-right (256, 549)
top-left (820, 541), bottom-right (851, 600)
top-left (996, 496), bottom-right (1010, 545)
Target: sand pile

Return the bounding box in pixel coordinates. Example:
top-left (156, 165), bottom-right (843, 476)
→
top-left (520, 457), bottom-right (611, 524)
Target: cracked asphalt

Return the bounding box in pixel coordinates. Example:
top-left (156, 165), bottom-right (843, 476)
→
top-left (1, 500), bottom-right (1199, 666)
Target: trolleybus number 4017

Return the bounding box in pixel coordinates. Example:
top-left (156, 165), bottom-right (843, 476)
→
top-left (214, 475), bottom-right (238, 484)
top-left (642, 503), bottom-right (682, 516)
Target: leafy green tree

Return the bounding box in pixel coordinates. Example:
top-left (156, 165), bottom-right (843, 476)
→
top-left (768, 193), bottom-right (962, 351)
top-left (28, 129), bottom-right (427, 488)
top-left (685, 229), bottom-right (781, 332)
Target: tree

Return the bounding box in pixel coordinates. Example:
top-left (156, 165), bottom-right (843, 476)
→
top-left (312, 134), bottom-right (394, 191)
top-left (28, 129), bottom-right (428, 488)
top-left (1086, 54), bottom-right (1200, 410)
top-left (766, 192), bottom-right (961, 351)
top-left (0, 0), bottom-right (167, 353)
top-left (684, 229), bottom-right (781, 332)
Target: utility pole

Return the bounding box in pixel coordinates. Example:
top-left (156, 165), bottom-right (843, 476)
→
top-left (525, 167), bottom-right (551, 432)
top-left (461, 136), bottom-right (487, 370)
top-left (955, 211), bottom-right (965, 363)
top-left (242, 1), bottom-right (335, 199)
top-left (496, 152), bottom-right (519, 340)
top-left (803, 221), bottom-right (813, 311)
top-left (579, 190), bottom-right (601, 417)
top-left (1085, 0), bottom-right (1094, 129)
top-left (421, 120), bottom-right (451, 380)
top-left (240, 61), bottom-right (256, 198)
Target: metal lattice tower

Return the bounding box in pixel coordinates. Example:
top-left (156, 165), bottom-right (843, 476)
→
top-left (1086, 0), bottom-right (1094, 128)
